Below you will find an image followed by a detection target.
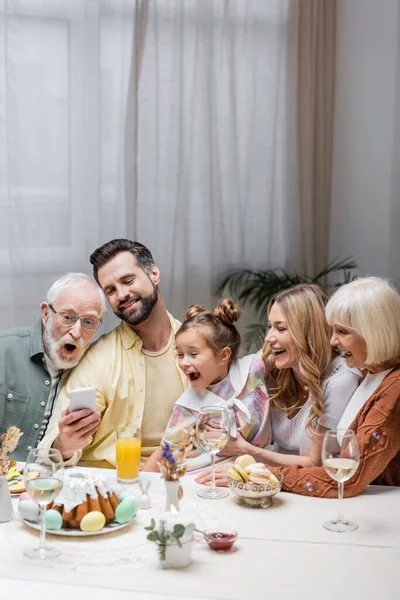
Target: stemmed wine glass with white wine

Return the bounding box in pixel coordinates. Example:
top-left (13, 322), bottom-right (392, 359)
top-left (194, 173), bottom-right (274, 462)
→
top-left (196, 406), bottom-right (231, 499)
top-left (322, 429), bottom-right (360, 532)
top-left (23, 447), bottom-right (64, 559)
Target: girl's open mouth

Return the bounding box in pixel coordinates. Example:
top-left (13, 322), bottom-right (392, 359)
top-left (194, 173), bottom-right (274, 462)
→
top-left (188, 372), bottom-right (200, 381)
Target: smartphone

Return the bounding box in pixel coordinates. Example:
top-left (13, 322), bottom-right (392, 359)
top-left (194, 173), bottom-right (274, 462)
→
top-left (69, 387), bottom-right (96, 413)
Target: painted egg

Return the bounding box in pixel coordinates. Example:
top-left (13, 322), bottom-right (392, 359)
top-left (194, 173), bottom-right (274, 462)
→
top-left (45, 509), bottom-right (63, 530)
top-left (80, 511), bottom-right (106, 532)
top-left (18, 492), bottom-right (32, 503)
top-left (118, 490), bottom-right (136, 502)
top-left (114, 497), bottom-right (138, 524)
top-left (119, 490), bottom-right (138, 502)
top-left (18, 499), bottom-right (40, 522)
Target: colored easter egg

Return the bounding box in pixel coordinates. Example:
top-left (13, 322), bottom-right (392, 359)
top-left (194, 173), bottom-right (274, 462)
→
top-left (114, 497), bottom-right (138, 524)
top-left (18, 492), bottom-right (32, 503)
top-left (80, 511), bottom-right (106, 532)
top-left (18, 499), bottom-right (40, 522)
top-left (119, 490), bottom-right (138, 502)
top-left (45, 509), bottom-right (63, 530)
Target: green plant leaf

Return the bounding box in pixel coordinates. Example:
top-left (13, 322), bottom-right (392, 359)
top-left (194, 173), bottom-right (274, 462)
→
top-left (216, 267), bottom-right (308, 321)
top-left (144, 518), bottom-right (156, 531)
top-left (176, 537), bottom-right (182, 548)
top-left (215, 256), bottom-right (358, 348)
top-left (173, 524), bottom-right (185, 538)
top-left (147, 531), bottom-right (159, 542)
top-left (243, 323), bottom-right (267, 353)
top-left (312, 256), bottom-right (358, 283)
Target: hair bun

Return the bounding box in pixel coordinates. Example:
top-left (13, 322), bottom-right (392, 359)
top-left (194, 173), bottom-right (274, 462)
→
top-left (185, 304), bottom-right (205, 320)
top-left (212, 298), bottom-right (241, 326)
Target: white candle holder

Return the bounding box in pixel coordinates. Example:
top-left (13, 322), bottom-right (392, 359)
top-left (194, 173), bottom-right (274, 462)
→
top-left (145, 510), bottom-right (195, 569)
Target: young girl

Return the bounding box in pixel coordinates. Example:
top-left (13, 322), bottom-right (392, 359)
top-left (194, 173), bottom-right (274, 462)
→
top-left (142, 298), bottom-right (271, 472)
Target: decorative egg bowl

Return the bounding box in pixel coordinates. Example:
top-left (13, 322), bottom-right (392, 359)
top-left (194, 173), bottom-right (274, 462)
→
top-left (228, 475), bottom-right (282, 508)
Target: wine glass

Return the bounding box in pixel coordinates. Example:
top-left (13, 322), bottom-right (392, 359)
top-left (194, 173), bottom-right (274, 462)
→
top-left (196, 406), bottom-right (231, 499)
top-left (23, 447), bottom-right (64, 559)
top-left (321, 429), bottom-right (360, 532)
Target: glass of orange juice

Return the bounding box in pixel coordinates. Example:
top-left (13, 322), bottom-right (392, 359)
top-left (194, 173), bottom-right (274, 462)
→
top-left (116, 427), bottom-right (141, 483)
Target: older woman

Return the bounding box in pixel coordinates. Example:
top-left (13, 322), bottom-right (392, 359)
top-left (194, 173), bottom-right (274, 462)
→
top-left (196, 276), bottom-right (400, 496)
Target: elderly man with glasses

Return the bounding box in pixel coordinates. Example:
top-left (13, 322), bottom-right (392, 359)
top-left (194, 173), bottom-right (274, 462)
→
top-left (0, 273), bottom-right (106, 460)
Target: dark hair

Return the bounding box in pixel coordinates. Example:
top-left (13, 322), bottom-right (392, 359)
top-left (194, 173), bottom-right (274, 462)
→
top-left (177, 298), bottom-right (242, 363)
top-left (90, 239), bottom-right (155, 283)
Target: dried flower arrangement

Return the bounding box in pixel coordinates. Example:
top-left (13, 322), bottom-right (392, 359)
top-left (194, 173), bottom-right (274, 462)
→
top-left (0, 426), bottom-right (22, 475)
top-left (158, 427), bottom-right (196, 481)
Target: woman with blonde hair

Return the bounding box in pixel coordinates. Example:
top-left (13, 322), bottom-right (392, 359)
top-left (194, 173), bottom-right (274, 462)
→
top-left (203, 283), bottom-right (361, 469)
top-left (197, 277), bottom-right (400, 495)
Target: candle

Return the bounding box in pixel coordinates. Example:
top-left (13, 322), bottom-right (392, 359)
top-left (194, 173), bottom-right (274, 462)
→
top-left (163, 505), bottom-right (192, 542)
top-left (157, 506), bottom-right (194, 568)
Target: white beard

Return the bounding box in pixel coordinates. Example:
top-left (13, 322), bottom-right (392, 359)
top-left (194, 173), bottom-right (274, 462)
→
top-left (43, 316), bottom-right (87, 370)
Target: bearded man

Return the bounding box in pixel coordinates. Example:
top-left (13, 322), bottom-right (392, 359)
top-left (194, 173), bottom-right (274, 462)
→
top-left (40, 240), bottom-right (187, 468)
top-left (0, 273), bottom-right (106, 460)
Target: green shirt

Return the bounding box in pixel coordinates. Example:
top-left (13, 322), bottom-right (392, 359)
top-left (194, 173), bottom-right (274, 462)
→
top-left (0, 319), bottom-right (66, 460)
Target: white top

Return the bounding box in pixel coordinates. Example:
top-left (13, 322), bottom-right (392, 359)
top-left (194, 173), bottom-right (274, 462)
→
top-left (269, 356), bottom-right (361, 455)
top-left (337, 367), bottom-right (393, 431)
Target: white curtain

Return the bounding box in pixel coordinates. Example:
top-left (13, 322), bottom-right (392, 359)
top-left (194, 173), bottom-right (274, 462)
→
top-left (126, 0), bottom-right (302, 320)
top-left (1, 0), bottom-right (304, 329)
top-left (0, 0), bottom-right (134, 329)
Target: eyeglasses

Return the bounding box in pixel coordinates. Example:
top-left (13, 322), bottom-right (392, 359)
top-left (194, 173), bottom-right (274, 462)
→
top-left (49, 305), bottom-right (101, 331)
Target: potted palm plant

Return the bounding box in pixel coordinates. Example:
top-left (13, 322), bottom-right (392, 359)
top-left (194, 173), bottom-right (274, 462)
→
top-left (215, 257), bottom-right (357, 351)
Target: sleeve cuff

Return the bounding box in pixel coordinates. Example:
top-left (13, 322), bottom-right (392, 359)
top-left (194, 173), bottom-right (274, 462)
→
top-left (37, 433), bottom-right (82, 467)
top-left (318, 413), bottom-right (340, 430)
top-left (61, 449), bottom-right (82, 467)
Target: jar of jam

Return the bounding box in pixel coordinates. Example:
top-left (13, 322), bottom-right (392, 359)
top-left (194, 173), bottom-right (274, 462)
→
top-left (204, 528), bottom-right (237, 552)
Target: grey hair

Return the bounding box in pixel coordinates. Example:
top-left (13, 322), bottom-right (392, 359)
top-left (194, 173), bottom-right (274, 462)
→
top-left (46, 273), bottom-right (107, 320)
top-left (325, 276), bottom-right (400, 365)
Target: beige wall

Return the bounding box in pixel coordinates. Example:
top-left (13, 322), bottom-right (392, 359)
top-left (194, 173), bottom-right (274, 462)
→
top-left (329, 0), bottom-right (400, 282)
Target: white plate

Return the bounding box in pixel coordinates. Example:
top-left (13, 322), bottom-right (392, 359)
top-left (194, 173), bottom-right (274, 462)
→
top-left (23, 517), bottom-right (135, 537)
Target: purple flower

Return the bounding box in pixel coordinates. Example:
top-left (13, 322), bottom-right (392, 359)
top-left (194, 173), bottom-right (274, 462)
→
top-left (161, 441), bottom-right (176, 466)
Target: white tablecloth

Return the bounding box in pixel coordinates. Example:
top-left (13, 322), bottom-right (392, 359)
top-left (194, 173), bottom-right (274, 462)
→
top-left (0, 471), bottom-right (398, 599)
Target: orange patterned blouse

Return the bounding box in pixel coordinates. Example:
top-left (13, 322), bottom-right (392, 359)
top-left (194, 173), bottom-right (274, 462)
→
top-left (271, 366), bottom-right (400, 497)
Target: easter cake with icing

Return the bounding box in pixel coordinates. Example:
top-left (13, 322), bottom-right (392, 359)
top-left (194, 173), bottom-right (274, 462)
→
top-left (49, 470), bottom-right (120, 529)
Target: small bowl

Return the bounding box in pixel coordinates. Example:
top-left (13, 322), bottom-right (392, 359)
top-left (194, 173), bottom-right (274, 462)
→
top-left (204, 527), bottom-right (237, 552)
top-left (228, 474), bottom-right (282, 508)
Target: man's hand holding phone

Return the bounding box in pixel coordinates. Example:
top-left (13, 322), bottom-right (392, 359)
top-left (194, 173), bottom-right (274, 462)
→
top-left (52, 388), bottom-right (101, 460)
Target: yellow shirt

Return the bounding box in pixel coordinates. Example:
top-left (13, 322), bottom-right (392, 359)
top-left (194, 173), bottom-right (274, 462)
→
top-left (39, 312), bottom-right (187, 467)
top-left (141, 332), bottom-right (185, 461)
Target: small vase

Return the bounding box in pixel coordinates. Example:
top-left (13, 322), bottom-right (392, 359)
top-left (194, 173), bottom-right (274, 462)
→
top-left (164, 479), bottom-right (182, 512)
top-left (160, 539), bottom-right (193, 569)
top-left (0, 474), bottom-right (13, 523)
